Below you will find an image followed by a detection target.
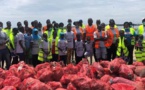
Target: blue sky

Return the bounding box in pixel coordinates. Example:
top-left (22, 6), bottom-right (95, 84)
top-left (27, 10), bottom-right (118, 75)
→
top-left (0, 0), bottom-right (145, 27)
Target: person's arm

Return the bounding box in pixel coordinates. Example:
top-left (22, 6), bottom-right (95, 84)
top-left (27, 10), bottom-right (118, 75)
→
top-left (19, 40), bottom-right (25, 52)
top-left (58, 41), bottom-right (63, 52)
top-left (94, 32), bottom-right (100, 42)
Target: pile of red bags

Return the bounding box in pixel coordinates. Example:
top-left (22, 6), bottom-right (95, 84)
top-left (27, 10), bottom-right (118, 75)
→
top-left (0, 58), bottom-right (145, 90)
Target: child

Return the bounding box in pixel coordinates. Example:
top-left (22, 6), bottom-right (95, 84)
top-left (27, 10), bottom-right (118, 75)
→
top-left (84, 36), bottom-right (93, 64)
top-left (38, 33), bottom-right (52, 62)
top-left (94, 25), bottom-right (108, 62)
top-left (75, 34), bottom-right (85, 64)
top-left (116, 30), bottom-right (129, 62)
top-left (58, 33), bottom-right (67, 65)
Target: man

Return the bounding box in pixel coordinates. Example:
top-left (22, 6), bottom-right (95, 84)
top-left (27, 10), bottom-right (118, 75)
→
top-left (84, 18), bottom-right (97, 60)
top-left (96, 19), bottom-right (101, 27)
top-left (42, 19), bottom-right (51, 33)
top-left (68, 19), bottom-right (72, 25)
top-left (0, 22), bottom-right (3, 28)
top-left (0, 27), bottom-right (11, 69)
top-left (3, 21), bottom-right (12, 36)
top-left (44, 24), bottom-right (53, 39)
top-left (79, 19), bottom-right (85, 29)
top-left (24, 20), bottom-right (29, 33)
top-left (17, 22), bottom-right (22, 30)
top-left (138, 18), bottom-right (145, 36)
top-left (105, 19), bottom-right (118, 31)
top-left (58, 22), bottom-right (66, 38)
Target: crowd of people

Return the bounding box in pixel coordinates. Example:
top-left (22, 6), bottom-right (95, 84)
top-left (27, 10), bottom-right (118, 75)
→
top-left (0, 18), bottom-right (145, 69)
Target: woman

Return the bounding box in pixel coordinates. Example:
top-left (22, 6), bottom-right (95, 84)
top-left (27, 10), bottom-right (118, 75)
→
top-left (31, 28), bottom-right (41, 67)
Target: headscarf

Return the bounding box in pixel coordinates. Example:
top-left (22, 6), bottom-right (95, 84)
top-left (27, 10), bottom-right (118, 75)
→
top-left (32, 28), bottom-right (40, 40)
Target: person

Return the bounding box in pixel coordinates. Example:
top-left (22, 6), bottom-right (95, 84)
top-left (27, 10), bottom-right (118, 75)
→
top-left (72, 21), bottom-right (84, 40)
top-left (0, 22), bottom-right (3, 28)
top-left (84, 18), bottom-right (97, 60)
top-left (38, 22), bottom-right (42, 36)
top-left (75, 34), bottom-right (85, 64)
top-left (68, 19), bottom-right (72, 25)
top-left (84, 36), bottom-right (93, 64)
top-left (94, 25), bottom-right (108, 62)
top-left (0, 22), bottom-right (4, 68)
top-left (138, 18), bottom-right (145, 36)
top-left (0, 27), bottom-right (11, 69)
top-left (24, 20), bottom-right (29, 33)
top-left (43, 19), bottom-right (51, 33)
top-left (31, 21), bottom-right (34, 29)
top-left (79, 19), bottom-right (85, 29)
top-left (24, 28), bottom-right (32, 64)
top-left (15, 27), bottom-right (25, 62)
top-left (31, 28), bottom-right (41, 66)
top-left (101, 23), bottom-right (106, 31)
top-left (49, 23), bottom-right (59, 62)
top-left (116, 30), bottom-right (129, 62)
top-left (58, 22), bottom-right (66, 38)
top-left (3, 21), bottom-right (12, 36)
top-left (106, 20), bottom-right (119, 61)
top-left (10, 28), bottom-right (19, 64)
top-left (122, 22), bottom-right (136, 64)
top-left (44, 24), bottom-right (53, 39)
top-left (105, 19), bottom-right (118, 31)
top-left (17, 22), bottom-right (22, 30)
top-left (38, 33), bottom-right (52, 63)
top-left (65, 24), bottom-right (75, 64)
top-left (58, 33), bottom-right (67, 65)
top-left (135, 35), bottom-right (143, 62)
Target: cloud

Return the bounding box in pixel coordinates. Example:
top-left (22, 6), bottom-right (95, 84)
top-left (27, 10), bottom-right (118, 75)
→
top-left (0, 0), bottom-right (145, 27)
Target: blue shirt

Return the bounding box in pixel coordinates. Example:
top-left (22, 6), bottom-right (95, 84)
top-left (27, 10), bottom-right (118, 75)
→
top-left (124, 28), bottom-right (132, 44)
top-left (24, 34), bottom-right (32, 49)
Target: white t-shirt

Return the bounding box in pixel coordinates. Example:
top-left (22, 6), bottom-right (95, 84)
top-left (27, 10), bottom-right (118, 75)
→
top-left (75, 40), bottom-right (84, 57)
top-left (58, 39), bottom-right (67, 56)
top-left (65, 31), bottom-right (75, 48)
top-left (31, 38), bottom-right (41, 55)
top-left (16, 32), bottom-right (25, 53)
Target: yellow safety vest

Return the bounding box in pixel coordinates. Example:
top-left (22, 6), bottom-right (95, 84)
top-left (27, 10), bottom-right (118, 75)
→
top-left (138, 25), bottom-right (144, 35)
top-left (38, 40), bottom-right (52, 62)
top-left (44, 29), bottom-right (53, 39)
top-left (57, 28), bottom-right (66, 38)
top-left (116, 37), bottom-right (129, 57)
top-left (105, 25), bottom-right (118, 31)
top-left (9, 33), bottom-right (15, 51)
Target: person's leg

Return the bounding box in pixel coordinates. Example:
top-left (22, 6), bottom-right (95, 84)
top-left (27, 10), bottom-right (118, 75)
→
top-left (67, 48), bottom-right (71, 64)
top-left (32, 55), bottom-right (36, 67)
top-left (112, 44), bottom-right (117, 60)
top-left (3, 48), bottom-right (11, 69)
top-left (128, 45), bottom-right (134, 64)
top-left (95, 48), bottom-right (101, 62)
top-left (107, 48), bottom-right (111, 61)
top-left (12, 56), bottom-right (19, 64)
top-left (101, 47), bottom-right (107, 60)
top-left (93, 48), bottom-right (97, 61)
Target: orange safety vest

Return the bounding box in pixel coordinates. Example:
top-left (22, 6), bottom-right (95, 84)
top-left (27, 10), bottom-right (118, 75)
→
top-left (107, 28), bottom-right (119, 47)
top-left (86, 25), bottom-right (96, 41)
top-left (72, 27), bottom-right (84, 40)
top-left (95, 31), bottom-right (109, 48)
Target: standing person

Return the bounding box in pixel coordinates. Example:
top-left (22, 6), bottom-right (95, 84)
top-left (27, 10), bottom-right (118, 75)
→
top-left (0, 22), bottom-right (3, 28)
top-left (58, 33), bottom-right (67, 65)
top-left (15, 27), bottom-right (25, 61)
top-left (72, 21), bottom-right (84, 40)
top-left (31, 28), bottom-right (41, 67)
top-left (0, 27), bottom-right (10, 69)
top-left (0, 22), bottom-right (4, 68)
top-left (122, 22), bottom-right (136, 64)
top-left (58, 22), bottom-right (66, 38)
top-left (30, 21), bottom-right (34, 29)
top-left (68, 19), bottom-right (72, 25)
top-left (106, 20), bottom-right (119, 61)
top-left (17, 22), bottom-right (22, 29)
top-left (24, 28), bottom-right (33, 64)
top-left (138, 18), bottom-right (145, 35)
top-left (50, 23), bottom-right (59, 62)
top-left (84, 36), bottom-right (93, 64)
top-left (75, 34), bottom-right (85, 64)
top-left (38, 33), bottom-right (52, 63)
top-left (79, 19), bottom-right (85, 29)
top-left (116, 30), bottom-right (129, 62)
top-left (3, 21), bottom-right (12, 36)
top-left (96, 19), bottom-right (101, 27)
top-left (44, 24), bottom-right (53, 39)
top-left (105, 19), bottom-right (118, 31)
top-left (65, 24), bottom-right (75, 64)
top-left (43, 19), bottom-right (51, 33)
top-left (24, 20), bottom-right (29, 33)
top-left (84, 18), bottom-right (97, 60)
top-left (94, 25), bottom-right (108, 62)
top-left (10, 28), bottom-right (19, 64)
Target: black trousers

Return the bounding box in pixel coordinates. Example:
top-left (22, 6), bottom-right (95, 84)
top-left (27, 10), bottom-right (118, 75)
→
top-left (60, 55), bottom-right (67, 65)
top-left (52, 54), bottom-right (58, 62)
top-left (127, 45), bottom-right (134, 64)
top-left (32, 54), bottom-right (40, 67)
top-left (107, 44), bottom-right (117, 61)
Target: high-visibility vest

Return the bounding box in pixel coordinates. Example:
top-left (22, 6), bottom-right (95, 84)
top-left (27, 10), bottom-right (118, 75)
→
top-left (105, 25), bottom-right (118, 31)
top-left (44, 29), bottom-right (53, 39)
top-left (106, 28), bottom-right (119, 47)
top-left (72, 27), bottom-right (84, 40)
top-left (116, 37), bottom-right (129, 57)
top-left (94, 31), bottom-right (109, 48)
top-left (85, 25), bottom-right (96, 41)
top-left (38, 40), bottom-right (52, 62)
top-left (80, 24), bottom-right (85, 29)
top-left (9, 33), bottom-right (15, 50)
top-left (57, 28), bottom-right (67, 38)
top-left (49, 36), bottom-right (59, 54)
top-left (3, 28), bottom-right (12, 50)
top-left (138, 25), bottom-right (144, 35)
top-left (122, 28), bottom-right (135, 45)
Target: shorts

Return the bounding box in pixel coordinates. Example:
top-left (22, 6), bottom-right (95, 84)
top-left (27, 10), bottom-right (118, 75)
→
top-left (95, 47), bottom-right (107, 59)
